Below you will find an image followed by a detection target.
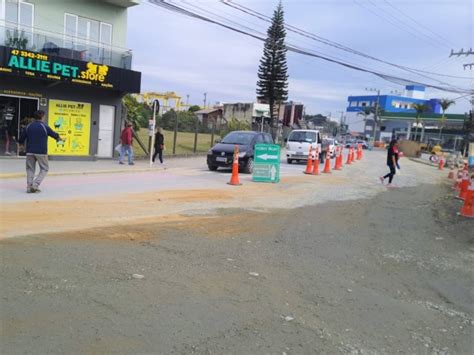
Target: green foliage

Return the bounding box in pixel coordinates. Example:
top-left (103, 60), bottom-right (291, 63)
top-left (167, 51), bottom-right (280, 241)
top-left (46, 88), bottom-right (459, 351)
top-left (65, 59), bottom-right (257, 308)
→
top-left (411, 103), bottom-right (430, 141)
top-left (220, 118), bottom-right (251, 137)
top-left (122, 94), bottom-right (151, 131)
top-left (6, 29), bottom-right (29, 49)
top-left (159, 109), bottom-right (202, 133)
top-left (256, 1), bottom-right (288, 124)
top-left (188, 105), bottom-right (201, 113)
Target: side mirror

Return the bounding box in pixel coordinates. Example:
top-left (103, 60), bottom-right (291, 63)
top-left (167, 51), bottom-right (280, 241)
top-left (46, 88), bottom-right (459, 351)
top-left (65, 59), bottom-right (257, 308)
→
top-left (214, 138), bottom-right (221, 144)
top-left (284, 138), bottom-right (288, 143)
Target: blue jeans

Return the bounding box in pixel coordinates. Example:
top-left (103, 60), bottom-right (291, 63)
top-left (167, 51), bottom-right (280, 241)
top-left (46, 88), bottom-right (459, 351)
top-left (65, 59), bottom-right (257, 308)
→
top-left (120, 144), bottom-right (134, 164)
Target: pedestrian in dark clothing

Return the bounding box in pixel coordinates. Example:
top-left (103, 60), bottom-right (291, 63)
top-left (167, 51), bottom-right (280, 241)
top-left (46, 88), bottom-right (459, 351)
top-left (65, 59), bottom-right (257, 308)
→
top-left (18, 110), bottom-right (62, 193)
top-left (380, 139), bottom-right (400, 186)
top-left (152, 127), bottom-right (165, 165)
top-left (119, 122), bottom-right (134, 165)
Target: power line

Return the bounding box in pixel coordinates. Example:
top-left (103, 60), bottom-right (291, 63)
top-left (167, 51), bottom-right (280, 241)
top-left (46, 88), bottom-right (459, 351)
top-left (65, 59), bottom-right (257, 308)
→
top-left (222, 0), bottom-right (472, 81)
top-left (382, 0), bottom-right (456, 47)
top-left (147, 0), bottom-right (473, 95)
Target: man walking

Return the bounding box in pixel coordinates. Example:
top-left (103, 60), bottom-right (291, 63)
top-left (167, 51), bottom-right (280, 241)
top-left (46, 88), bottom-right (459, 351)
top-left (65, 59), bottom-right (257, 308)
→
top-left (119, 122), bottom-right (134, 165)
top-left (18, 110), bottom-right (62, 193)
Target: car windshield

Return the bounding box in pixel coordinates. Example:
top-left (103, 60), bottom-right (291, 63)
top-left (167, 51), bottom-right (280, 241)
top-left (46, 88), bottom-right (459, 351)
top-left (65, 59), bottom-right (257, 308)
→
top-left (221, 132), bottom-right (254, 145)
top-left (288, 131), bottom-right (316, 143)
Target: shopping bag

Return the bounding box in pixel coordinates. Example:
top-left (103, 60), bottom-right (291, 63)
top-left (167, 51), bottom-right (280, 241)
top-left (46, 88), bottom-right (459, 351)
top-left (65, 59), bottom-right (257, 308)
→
top-left (114, 143), bottom-right (122, 153)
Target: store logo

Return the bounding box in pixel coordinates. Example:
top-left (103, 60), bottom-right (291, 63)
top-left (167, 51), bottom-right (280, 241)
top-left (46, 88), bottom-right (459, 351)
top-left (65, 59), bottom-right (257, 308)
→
top-left (79, 62), bottom-right (109, 83)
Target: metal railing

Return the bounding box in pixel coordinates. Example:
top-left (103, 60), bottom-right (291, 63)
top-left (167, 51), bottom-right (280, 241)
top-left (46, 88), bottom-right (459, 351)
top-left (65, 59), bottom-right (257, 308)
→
top-left (1, 22), bottom-right (133, 69)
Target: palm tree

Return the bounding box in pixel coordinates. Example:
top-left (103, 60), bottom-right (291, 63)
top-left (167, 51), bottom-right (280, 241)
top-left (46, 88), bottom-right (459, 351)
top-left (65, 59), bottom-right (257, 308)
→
top-left (357, 107), bottom-right (384, 140)
top-left (412, 103), bottom-right (430, 142)
top-left (439, 98), bottom-right (455, 139)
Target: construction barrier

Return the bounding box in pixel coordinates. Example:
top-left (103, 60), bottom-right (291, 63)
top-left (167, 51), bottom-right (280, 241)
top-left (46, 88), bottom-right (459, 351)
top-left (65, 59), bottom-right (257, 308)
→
top-left (227, 145), bottom-right (242, 186)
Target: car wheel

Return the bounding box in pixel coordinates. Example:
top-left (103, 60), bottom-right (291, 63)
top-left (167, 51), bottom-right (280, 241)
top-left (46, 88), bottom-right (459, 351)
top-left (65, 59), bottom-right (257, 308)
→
top-left (243, 157), bottom-right (254, 174)
top-left (287, 158), bottom-right (293, 164)
top-left (208, 164), bottom-right (218, 171)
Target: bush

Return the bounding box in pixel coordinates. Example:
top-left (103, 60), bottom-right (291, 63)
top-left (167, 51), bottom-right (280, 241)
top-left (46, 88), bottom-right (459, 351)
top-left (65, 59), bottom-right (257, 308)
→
top-left (220, 117), bottom-right (251, 137)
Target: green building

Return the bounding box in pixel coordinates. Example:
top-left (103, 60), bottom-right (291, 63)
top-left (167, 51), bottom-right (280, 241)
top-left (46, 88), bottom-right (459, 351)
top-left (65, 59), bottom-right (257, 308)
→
top-left (0, 0), bottom-right (141, 159)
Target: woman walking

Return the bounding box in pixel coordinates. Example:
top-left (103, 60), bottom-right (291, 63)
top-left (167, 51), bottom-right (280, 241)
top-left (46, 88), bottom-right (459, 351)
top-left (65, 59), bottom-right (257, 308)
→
top-left (380, 139), bottom-right (400, 186)
top-left (152, 127), bottom-right (165, 165)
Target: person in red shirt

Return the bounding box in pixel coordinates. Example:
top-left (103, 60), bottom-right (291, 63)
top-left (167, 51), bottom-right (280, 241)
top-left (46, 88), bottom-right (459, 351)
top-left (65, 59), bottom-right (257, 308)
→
top-left (119, 122), bottom-right (134, 165)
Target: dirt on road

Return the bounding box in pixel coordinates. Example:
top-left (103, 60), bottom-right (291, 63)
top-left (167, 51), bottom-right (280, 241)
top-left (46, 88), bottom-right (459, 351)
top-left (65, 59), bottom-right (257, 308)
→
top-left (1, 182), bottom-right (473, 354)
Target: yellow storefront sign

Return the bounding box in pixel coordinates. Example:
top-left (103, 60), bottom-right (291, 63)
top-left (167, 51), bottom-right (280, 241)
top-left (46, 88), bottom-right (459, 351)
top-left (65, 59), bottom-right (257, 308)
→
top-left (48, 99), bottom-right (91, 155)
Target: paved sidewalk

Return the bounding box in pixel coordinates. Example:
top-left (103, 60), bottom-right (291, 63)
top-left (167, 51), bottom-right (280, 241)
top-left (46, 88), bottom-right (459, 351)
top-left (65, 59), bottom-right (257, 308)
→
top-left (0, 155), bottom-right (204, 178)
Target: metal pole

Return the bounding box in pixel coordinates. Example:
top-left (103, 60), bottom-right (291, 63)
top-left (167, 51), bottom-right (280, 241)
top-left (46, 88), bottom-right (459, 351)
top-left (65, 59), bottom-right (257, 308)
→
top-left (371, 90), bottom-right (380, 144)
top-left (210, 118), bottom-right (215, 148)
top-left (193, 113), bottom-right (199, 153)
top-left (173, 110), bottom-right (178, 155)
top-left (149, 100), bottom-right (157, 167)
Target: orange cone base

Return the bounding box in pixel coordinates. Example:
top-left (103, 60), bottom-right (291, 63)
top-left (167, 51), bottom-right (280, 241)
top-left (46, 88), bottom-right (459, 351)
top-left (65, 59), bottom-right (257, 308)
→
top-left (460, 190), bottom-right (474, 217)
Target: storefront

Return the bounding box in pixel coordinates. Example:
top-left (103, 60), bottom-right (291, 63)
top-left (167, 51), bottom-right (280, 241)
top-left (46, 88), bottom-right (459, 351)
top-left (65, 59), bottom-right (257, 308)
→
top-left (0, 45), bottom-right (141, 159)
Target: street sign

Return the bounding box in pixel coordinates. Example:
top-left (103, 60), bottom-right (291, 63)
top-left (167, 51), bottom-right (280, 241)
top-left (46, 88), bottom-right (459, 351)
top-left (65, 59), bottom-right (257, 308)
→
top-left (253, 144), bottom-right (280, 183)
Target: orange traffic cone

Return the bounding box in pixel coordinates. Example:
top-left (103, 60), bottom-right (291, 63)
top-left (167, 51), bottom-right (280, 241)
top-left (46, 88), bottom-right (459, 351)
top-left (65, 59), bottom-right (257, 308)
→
top-left (448, 168), bottom-right (455, 179)
top-left (228, 145), bottom-right (242, 186)
top-left (359, 145), bottom-right (364, 160)
top-left (438, 155), bottom-right (445, 170)
top-left (350, 147), bottom-right (355, 163)
top-left (304, 146), bottom-right (314, 175)
top-left (312, 147), bottom-right (320, 175)
top-left (457, 173), bottom-right (469, 200)
top-left (338, 147), bottom-right (344, 169)
top-left (346, 147), bottom-right (352, 165)
top-left (323, 151), bottom-right (331, 173)
top-left (460, 182), bottom-right (474, 218)
top-left (334, 147), bottom-right (342, 170)
top-left (357, 144), bottom-right (362, 160)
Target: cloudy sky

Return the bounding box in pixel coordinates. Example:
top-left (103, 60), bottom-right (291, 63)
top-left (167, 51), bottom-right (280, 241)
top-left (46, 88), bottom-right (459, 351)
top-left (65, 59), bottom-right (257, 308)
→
top-left (127, 0), bottom-right (473, 116)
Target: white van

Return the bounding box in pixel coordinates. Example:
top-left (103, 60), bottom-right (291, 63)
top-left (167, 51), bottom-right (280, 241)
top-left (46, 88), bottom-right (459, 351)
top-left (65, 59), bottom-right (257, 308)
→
top-left (285, 129), bottom-right (322, 164)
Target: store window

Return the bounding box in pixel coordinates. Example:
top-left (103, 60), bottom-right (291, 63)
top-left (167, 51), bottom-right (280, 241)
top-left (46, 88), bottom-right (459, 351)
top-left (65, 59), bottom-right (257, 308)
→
top-left (64, 13), bottom-right (112, 64)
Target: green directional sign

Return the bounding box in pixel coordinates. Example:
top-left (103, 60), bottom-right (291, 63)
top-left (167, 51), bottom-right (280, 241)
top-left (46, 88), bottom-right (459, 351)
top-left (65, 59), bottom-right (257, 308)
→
top-left (253, 144), bottom-right (280, 183)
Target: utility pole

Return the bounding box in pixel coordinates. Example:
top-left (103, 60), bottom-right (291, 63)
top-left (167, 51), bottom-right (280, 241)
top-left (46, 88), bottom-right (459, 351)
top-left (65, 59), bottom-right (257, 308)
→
top-left (450, 48), bottom-right (473, 155)
top-left (203, 93), bottom-right (207, 109)
top-left (365, 88), bottom-right (380, 144)
top-left (186, 94), bottom-right (190, 105)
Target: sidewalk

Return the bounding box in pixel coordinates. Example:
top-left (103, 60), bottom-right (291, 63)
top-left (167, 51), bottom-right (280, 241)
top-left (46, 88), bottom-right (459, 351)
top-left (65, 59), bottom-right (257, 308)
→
top-left (0, 155), bottom-right (204, 179)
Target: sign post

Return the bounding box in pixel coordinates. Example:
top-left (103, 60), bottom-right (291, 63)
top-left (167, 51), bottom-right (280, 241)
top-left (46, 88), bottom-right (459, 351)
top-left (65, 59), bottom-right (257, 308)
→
top-left (253, 144), bottom-right (280, 183)
top-left (149, 100), bottom-right (159, 167)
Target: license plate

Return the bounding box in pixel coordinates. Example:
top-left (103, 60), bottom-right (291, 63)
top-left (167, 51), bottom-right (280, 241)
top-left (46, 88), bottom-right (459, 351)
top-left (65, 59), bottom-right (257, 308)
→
top-left (216, 157), bottom-right (227, 162)
top-left (295, 152), bottom-right (304, 156)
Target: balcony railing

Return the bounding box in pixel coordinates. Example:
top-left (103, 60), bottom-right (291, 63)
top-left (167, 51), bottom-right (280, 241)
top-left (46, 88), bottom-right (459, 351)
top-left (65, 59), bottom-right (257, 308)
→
top-left (1, 22), bottom-right (133, 69)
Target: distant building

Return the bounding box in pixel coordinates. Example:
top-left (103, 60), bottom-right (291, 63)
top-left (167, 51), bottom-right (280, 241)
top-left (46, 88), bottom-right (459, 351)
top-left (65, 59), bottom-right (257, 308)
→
top-left (344, 85), bottom-right (465, 141)
top-left (278, 101), bottom-right (304, 127)
top-left (194, 108), bottom-right (224, 130)
top-left (222, 102), bottom-right (270, 125)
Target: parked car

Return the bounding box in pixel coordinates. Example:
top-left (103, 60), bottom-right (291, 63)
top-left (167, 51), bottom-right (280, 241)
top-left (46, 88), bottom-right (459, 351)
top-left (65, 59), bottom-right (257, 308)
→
top-left (285, 129), bottom-right (324, 164)
top-left (207, 131), bottom-right (273, 173)
top-left (356, 140), bottom-right (370, 150)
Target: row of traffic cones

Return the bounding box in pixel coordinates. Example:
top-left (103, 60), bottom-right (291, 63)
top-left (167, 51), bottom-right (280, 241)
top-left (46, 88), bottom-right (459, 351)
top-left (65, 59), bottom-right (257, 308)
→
top-left (304, 144), bottom-right (363, 176)
top-left (448, 163), bottom-right (473, 218)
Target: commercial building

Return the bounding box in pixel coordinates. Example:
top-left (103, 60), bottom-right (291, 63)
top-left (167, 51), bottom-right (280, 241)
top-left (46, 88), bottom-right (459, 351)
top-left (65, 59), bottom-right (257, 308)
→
top-left (345, 85), bottom-right (464, 140)
top-left (0, 0), bottom-right (141, 159)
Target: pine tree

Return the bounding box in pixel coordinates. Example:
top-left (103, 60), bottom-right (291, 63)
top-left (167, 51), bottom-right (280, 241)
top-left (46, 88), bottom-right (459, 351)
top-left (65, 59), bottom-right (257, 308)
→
top-left (256, 1), bottom-right (288, 129)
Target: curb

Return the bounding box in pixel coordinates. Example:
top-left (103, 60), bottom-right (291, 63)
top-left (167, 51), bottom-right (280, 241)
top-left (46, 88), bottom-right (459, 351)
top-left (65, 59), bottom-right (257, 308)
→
top-left (0, 167), bottom-right (164, 179)
top-left (408, 158), bottom-right (437, 168)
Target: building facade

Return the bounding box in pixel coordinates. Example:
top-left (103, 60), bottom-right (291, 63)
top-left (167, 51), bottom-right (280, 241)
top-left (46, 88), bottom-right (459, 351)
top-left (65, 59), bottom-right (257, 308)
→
top-left (0, 0), bottom-right (141, 159)
top-left (345, 85), bottom-right (444, 138)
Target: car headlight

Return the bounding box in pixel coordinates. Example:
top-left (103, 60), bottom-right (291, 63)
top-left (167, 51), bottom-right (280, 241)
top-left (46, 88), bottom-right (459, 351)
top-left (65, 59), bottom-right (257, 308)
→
top-left (207, 149), bottom-right (213, 155)
top-left (286, 144), bottom-right (290, 150)
top-left (238, 151), bottom-right (247, 158)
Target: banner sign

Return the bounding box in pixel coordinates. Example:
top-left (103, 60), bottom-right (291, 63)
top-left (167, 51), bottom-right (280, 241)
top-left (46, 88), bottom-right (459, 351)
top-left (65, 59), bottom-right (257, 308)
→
top-left (0, 45), bottom-right (141, 93)
top-left (47, 99), bottom-right (91, 156)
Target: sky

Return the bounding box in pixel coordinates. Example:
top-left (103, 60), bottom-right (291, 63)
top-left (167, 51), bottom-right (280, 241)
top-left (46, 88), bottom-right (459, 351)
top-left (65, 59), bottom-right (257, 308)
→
top-left (127, 0), bottom-right (473, 117)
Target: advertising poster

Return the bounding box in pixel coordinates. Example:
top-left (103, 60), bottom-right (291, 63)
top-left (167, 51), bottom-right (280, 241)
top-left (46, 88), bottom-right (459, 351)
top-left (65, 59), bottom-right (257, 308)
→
top-left (48, 99), bottom-right (91, 155)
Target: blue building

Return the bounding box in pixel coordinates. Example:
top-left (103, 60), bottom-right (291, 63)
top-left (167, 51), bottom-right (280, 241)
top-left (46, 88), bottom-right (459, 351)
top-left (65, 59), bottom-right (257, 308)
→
top-left (345, 85), bottom-right (444, 140)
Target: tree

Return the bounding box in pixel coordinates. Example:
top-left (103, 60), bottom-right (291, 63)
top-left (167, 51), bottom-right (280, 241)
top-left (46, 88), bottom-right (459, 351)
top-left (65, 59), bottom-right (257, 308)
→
top-left (188, 105), bottom-right (201, 113)
top-left (357, 107), bottom-right (384, 139)
top-left (220, 118), bottom-right (251, 137)
top-left (412, 103), bottom-right (430, 142)
top-left (123, 94), bottom-right (149, 131)
top-left (438, 98), bottom-right (455, 139)
top-left (256, 1), bottom-right (288, 132)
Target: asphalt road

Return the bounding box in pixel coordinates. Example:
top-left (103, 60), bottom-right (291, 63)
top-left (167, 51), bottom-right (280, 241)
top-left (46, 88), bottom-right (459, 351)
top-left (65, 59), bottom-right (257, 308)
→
top-left (1, 151), bottom-right (473, 354)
